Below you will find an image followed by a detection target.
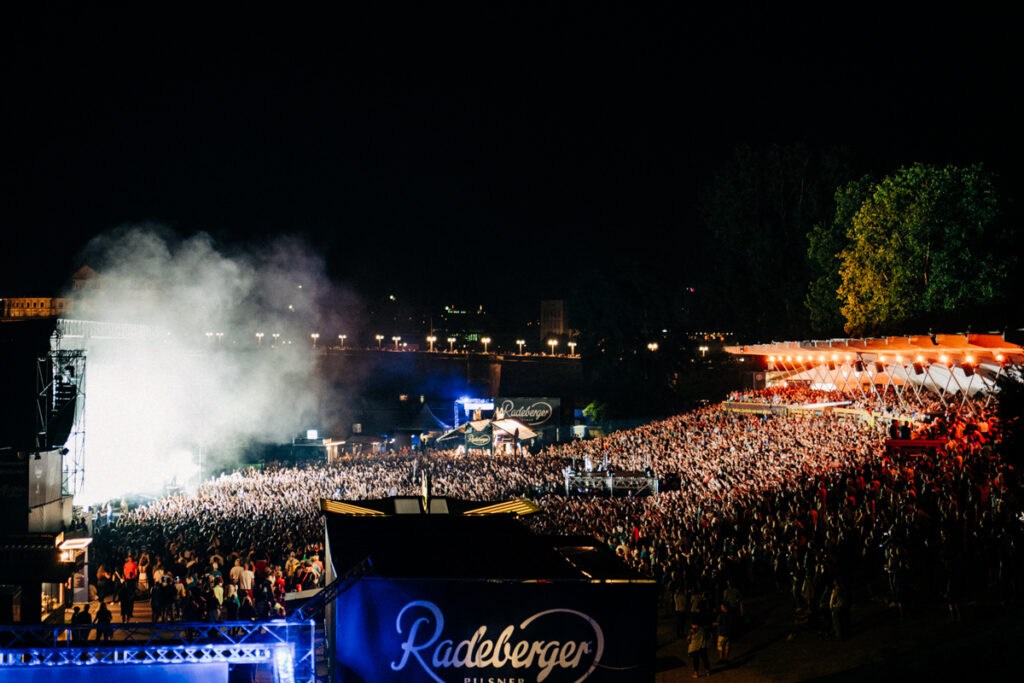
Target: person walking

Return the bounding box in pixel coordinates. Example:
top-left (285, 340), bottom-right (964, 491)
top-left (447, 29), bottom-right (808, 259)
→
top-left (687, 618), bottom-right (711, 678)
top-left (118, 579), bottom-right (136, 622)
top-left (94, 601), bottom-right (114, 641)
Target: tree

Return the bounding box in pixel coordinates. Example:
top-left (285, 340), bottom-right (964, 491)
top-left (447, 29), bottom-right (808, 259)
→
top-left (836, 163), bottom-right (1011, 335)
top-left (805, 176), bottom-right (874, 334)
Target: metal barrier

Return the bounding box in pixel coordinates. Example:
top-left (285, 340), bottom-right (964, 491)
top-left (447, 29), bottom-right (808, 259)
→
top-left (564, 471), bottom-right (659, 496)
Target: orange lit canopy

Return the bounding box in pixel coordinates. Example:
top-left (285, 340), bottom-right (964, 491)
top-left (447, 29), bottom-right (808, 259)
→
top-left (725, 333), bottom-right (1023, 398)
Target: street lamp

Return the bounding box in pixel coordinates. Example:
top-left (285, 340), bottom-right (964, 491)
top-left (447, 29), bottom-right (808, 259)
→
top-left (568, 341), bottom-right (577, 356)
top-left (647, 342), bottom-right (658, 352)
top-left (447, 337), bottom-right (456, 352)
top-left (392, 336), bottom-right (401, 350)
top-left (338, 334), bottom-right (346, 349)
top-left (376, 334), bottom-right (384, 349)
top-left (699, 345), bottom-right (709, 358)
top-left (216, 332), bottom-right (224, 345)
top-left (311, 333), bottom-right (320, 349)
top-left (427, 335), bottom-right (437, 352)
top-left (516, 339), bottom-right (525, 354)
top-left (256, 332), bottom-right (264, 346)
top-left (272, 333), bottom-right (280, 346)
top-left (548, 339), bottom-right (558, 356)
top-left (481, 337), bottom-right (491, 353)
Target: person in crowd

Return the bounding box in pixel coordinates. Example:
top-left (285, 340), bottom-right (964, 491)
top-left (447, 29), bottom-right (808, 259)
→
top-left (94, 601), bottom-right (113, 641)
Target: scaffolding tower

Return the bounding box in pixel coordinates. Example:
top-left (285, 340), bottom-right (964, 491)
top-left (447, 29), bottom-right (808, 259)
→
top-left (36, 328), bottom-right (87, 496)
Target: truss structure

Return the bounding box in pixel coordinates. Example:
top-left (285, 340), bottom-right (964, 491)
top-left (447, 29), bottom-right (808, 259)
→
top-left (726, 333), bottom-right (1023, 416)
top-left (0, 619), bottom-right (315, 682)
top-left (36, 329), bottom-right (87, 495)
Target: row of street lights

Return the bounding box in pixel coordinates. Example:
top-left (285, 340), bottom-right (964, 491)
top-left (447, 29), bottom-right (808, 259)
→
top-left (363, 335), bottom-right (577, 355)
top-left (239, 331), bottom-right (578, 356)
top-left (233, 331), bottom-right (707, 358)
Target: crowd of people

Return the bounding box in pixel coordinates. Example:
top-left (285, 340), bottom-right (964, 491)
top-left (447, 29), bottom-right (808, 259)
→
top-left (88, 382), bottom-right (1019, 652)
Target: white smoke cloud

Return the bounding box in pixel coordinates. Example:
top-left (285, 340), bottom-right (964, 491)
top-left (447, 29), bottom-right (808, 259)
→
top-left (66, 224), bottom-right (359, 504)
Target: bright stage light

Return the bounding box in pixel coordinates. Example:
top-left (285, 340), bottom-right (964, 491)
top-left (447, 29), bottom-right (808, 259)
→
top-left (274, 645), bottom-right (295, 683)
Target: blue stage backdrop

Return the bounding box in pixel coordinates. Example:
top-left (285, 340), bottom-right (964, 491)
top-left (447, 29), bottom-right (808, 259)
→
top-left (334, 577), bottom-right (655, 683)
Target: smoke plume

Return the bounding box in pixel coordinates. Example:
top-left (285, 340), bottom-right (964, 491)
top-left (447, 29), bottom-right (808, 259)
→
top-left (66, 224), bottom-right (359, 504)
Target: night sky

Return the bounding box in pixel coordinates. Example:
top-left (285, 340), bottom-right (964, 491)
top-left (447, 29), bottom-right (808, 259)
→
top-left (3, 5), bottom-right (1020, 319)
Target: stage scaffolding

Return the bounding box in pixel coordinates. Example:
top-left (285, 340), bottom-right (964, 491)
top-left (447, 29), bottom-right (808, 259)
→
top-left (0, 619), bottom-right (316, 682)
top-left (36, 330), bottom-right (87, 496)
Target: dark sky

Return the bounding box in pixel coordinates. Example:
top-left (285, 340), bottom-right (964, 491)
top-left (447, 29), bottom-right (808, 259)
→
top-left (3, 5), bottom-right (1020, 317)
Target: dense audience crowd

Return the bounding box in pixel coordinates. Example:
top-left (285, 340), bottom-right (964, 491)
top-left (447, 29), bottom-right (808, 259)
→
top-left (89, 383), bottom-right (1019, 647)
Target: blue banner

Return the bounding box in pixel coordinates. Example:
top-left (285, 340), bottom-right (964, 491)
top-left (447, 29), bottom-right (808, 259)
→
top-left (334, 577), bottom-right (654, 682)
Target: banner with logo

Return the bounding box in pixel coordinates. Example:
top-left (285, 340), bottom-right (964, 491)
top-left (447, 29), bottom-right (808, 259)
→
top-left (721, 401), bottom-right (788, 416)
top-left (465, 423), bottom-right (493, 453)
top-left (496, 398), bottom-right (560, 427)
top-left (334, 578), bottom-right (655, 682)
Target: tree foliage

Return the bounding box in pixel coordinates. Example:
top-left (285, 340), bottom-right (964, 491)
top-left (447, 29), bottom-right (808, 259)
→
top-left (835, 163), bottom-right (1010, 335)
top-left (805, 176), bottom-right (874, 334)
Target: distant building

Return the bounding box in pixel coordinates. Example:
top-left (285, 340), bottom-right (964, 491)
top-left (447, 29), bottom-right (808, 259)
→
top-left (435, 303), bottom-right (488, 345)
top-left (539, 299), bottom-right (566, 344)
top-left (1, 266), bottom-right (94, 320)
top-left (1, 297), bottom-right (70, 319)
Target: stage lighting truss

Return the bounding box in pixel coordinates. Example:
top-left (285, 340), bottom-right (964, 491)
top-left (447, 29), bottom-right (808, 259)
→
top-left (35, 339), bottom-right (87, 496)
top-left (0, 620), bottom-right (315, 682)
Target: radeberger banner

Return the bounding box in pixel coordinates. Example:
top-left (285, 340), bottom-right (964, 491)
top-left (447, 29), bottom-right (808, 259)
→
top-left (496, 398), bottom-right (560, 427)
top-left (466, 422), bottom-right (493, 452)
top-left (334, 578), bottom-right (655, 682)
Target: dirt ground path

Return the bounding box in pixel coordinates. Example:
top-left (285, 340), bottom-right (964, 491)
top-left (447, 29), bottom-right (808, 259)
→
top-left (654, 590), bottom-right (1022, 681)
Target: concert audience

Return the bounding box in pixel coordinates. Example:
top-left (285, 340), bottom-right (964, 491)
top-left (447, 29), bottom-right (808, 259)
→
top-left (90, 386), bottom-right (1018, 639)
